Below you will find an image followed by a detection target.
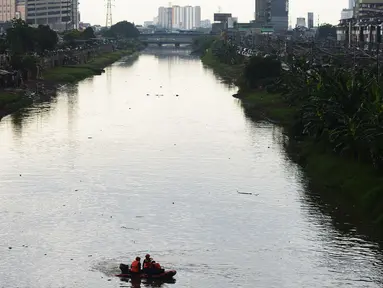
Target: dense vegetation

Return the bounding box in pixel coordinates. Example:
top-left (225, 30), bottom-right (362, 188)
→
top-left (203, 39), bottom-right (383, 232)
top-left (282, 61), bottom-right (383, 169)
top-left (208, 39), bottom-right (383, 171)
top-left (100, 21), bottom-right (140, 39)
top-left (5, 19), bottom-right (58, 55)
top-left (63, 27), bottom-right (96, 43)
top-left (191, 35), bottom-right (216, 55)
top-left (316, 23), bottom-right (337, 39)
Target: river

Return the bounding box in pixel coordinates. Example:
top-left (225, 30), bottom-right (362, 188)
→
top-left (0, 48), bottom-right (382, 288)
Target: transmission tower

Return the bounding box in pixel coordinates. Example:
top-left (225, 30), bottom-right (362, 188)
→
top-left (106, 0), bottom-right (113, 28)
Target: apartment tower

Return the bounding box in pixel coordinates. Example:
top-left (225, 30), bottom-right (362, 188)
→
top-left (26, 0), bottom-right (79, 31)
top-left (307, 12), bottom-right (314, 28)
top-left (0, 0), bottom-right (16, 22)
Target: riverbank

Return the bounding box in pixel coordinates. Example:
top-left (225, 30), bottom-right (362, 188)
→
top-left (201, 48), bottom-right (243, 85)
top-left (42, 49), bottom-right (137, 83)
top-left (0, 49), bottom-right (137, 120)
top-left (202, 49), bottom-right (383, 240)
top-left (0, 91), bottom-right (32, 120)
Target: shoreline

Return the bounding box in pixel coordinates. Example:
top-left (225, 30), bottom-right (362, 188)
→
top-left (201, 49), bottom-right (383, 241)
top-left (0, 49), bottom-right (138, 121)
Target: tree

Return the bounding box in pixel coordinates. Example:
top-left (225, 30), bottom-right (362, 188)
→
top-left (63, 29), bottom-right (82, 42)
top-left (35, 25), bottom-right (58, 52)
top-left (6, 19), bottom-right (35, 54)
top-left (102, 21), bottom-right (140, 38)
top-left (317, 24), bottom-right (337, 39)
top-left (6, 19), bottom-right (58, 54)
top-left (82, 27), bottom-right (95, 40)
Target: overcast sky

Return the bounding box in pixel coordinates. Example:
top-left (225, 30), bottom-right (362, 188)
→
top-left (79, 0), bottom-right (347, 27)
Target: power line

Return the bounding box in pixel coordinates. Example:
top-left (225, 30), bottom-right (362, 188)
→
top-left (106, 0), bottom-right (113, 28)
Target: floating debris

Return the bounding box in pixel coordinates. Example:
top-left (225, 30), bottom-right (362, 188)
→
top-left (237, 190), bottom-right (258, 196)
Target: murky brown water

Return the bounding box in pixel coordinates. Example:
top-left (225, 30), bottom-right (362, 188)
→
top-left (0, 48), bottom-right (382, 288)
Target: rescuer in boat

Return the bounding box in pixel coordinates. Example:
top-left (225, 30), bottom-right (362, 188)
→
top-left (151, 260), bottom-right (164, 274)
top-left (130, 256), bottom-right (141, 275)
top-left (142, 254), bottom-right (153, 274)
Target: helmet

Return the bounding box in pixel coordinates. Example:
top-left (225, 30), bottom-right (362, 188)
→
top-left (145, 254), bottom-right (150, 258)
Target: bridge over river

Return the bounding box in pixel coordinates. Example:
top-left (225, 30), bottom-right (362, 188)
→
top-left (139, 32), bottom-right (205, 46)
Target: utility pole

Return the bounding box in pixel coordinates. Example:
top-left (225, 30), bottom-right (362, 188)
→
top-left (106, 0), bottom-right (113, 28)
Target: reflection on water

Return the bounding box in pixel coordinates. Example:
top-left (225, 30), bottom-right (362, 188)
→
top-left (119, 276), bottom-right (176, 288)
top-left (0, 48), bottom-right (382, 288)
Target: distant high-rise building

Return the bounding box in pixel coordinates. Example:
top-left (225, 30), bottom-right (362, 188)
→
top-left (0, 0), bottom-right (16, 22)
top-left (158, 6), bottom-right (167, 28)
top-left (166, 7), bottom-right (172, 29)
top-left (254, 0), bottom-right (267, 23)
top-left (158, 5), bottom-right (201, 30)
top-left (26, 0), bottom-right (79, 31)
top-left (254, 0), bottom-right (288, 32)
top-left (183, 5), bottom-right (193, 30)
top-left (172, 5), bottom-right (183, 28)
top-left (269, 0), bottom-right (288, 32)
top-left (307, 12), bottom-right (314, 28)
top-left (192, 6), bottom-right (201, 29)
top-left (349, 0), bottom-right (355, 9)
top-left (296, 17), bottom-right (306, 27)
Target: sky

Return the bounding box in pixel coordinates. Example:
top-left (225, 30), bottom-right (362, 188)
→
top-left (79, 0), bottom-right (348, 27)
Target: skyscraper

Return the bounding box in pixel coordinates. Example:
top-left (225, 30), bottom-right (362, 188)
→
top-left (307, 12), bottom-right (314, 28)
top-left (166, 7), bottom-right (172, 29)
top-left (0, 0), bottom-right (16, 22)
top-left (254, 0), bottom-right (288, 32)
top-left (26, 0), bottom-right (79, 31)
top-left (158, 6), bottom-right (170, 28)
top-left (172, 5), bottom-right (182, 29)
top-left (192, 6), bottom-right (201, 29)
top-left (183, 5), bottom-right (193, 30)
top-left (159, 5), bottom-right (201, 30)
top-left (269, 0), bottom-right (288, 32)
top-left (254, 0), bottom-right (267, 23)
top-left (349, 0), bottom-right (355, 9)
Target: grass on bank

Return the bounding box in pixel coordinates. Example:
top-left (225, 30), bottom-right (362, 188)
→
top-left (202, 49), bottom-right (383, 233)
top-left (43, 49), bottom-right (135, 83)
top-left (0, 92), bottom-right (21, 108)
top-left (242, 91), bottom-right (296, 124)
top-left (0, 91), bottom-right (32, 116)
top-left (201, 49), bottom-right (244, 84)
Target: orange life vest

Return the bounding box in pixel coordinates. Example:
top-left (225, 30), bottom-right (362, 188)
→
top-left (131, 260), bottom-right (140, 273)
top-left (143, 260), bottom-right (152, 269)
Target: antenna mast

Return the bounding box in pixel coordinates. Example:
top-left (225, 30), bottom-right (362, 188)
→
top-left (106, 0), bottom-right (113, 27)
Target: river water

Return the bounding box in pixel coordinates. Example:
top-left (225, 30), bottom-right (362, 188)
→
top-left (0, 48), bottom-right (382, 288)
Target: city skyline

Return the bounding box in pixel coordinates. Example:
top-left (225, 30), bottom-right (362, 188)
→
top-left (157, 5), bottom-right (201, 30)
top-left (78, 0), bottom-right (347, 27)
